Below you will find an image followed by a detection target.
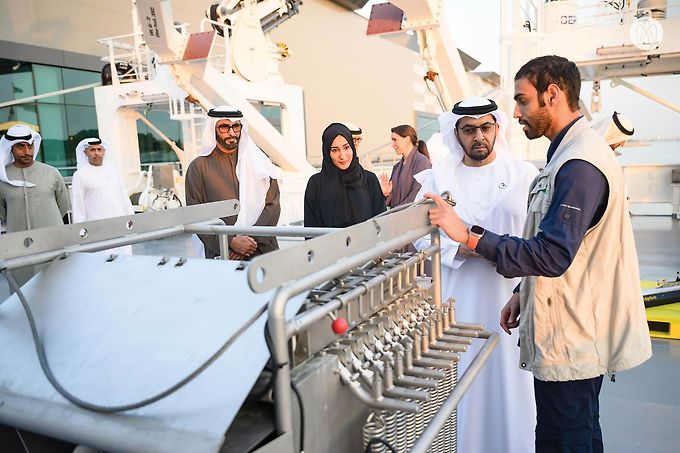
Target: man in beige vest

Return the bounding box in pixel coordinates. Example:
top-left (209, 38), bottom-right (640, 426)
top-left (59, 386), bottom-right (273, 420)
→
top-left (425, 55), bottom-right (652, 453)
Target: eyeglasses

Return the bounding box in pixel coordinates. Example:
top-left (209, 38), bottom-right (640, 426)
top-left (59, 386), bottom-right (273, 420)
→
top-left (217, 122), bottom-right (243, 133)
top-left (457, 122), bottom-right (497, 137)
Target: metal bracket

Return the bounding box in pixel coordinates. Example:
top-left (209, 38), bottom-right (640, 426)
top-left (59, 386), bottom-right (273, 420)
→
top-left (247, 203), bottom-right (434, 293)
top-left (0, 200), bottom-right (238, 261)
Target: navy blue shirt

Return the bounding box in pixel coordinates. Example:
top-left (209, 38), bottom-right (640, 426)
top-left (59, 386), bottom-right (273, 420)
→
top-left (476, 117), bottom-right (609, 279)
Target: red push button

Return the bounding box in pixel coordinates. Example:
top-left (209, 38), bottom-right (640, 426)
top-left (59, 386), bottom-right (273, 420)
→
top-left (332, 317), bottom-right (349, 334)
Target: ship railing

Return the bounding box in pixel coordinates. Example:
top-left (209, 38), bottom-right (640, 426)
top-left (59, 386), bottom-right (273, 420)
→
top-left (358, 118), bottom-right (441, 174)
top-left (97, 32), bottom-right (155, 85)
top-left (200, 18), bottom-right (234, 76)
top-left (553, 2), bottom-right (679, 30)
top-left (168, 99), bottom-right (207, 163)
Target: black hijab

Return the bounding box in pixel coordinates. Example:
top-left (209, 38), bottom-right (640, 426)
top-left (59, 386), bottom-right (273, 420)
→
top-left (316, 123), bottom-right (375, 227)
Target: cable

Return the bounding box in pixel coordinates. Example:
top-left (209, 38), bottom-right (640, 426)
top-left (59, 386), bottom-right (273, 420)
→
top-left (263, 322), bottom-right (305, 452)
top-left (290, 379), bottom-right (305, 453)
top-left (423, 77), bottom-right (446, 112)
top-left (1, 268), bottom-right (266, 413)
top-left (364, 437), bottom-right (398, 453)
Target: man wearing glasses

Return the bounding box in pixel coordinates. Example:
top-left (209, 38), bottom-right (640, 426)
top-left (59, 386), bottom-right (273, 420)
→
top-left (185, 105), bottom-right (281, 260)
top-left (413, 96), bottom-right (538, 453)
top-left (343, 122), bottom-right (363, 150)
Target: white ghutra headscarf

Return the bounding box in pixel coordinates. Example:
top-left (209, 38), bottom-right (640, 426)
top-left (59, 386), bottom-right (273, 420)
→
top-left (593, 111), bottom-right (634, 146)
top-left (199, 105), bottom-right (282, 226)
top-left (0, 124), bottom-right (42, 187)
top-left (437, 97), bottom-right (510, 160)
top-left (75, 137), bottom-right (111, 169)
top-left (415, 97), bottom-right (516, 193)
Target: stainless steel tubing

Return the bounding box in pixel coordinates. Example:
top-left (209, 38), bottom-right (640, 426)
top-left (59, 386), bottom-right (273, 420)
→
top-left (451, 322), bottom-right (485, 331)
top-left (384, 385), bottom-right (430, 402)
top-left (429, 342), bottom-right (466, 353)
top-left (0, 225), bottom-right (186, 271)
top-left (382, 410), bottom-right (398, 450)
top-left (269, 285), bottom-right (298, 434)
top-left (414, 391), bottom-right (425, 441)
top-left (395, 374), bottom-right (438, 390)
top-left (421, 350), bottom-right (460, 362)
top-left (430, 230), bottom-right (442, 311)
top-left (450, 362), bottom-right (459, 453)
top-left (337, 364), bottom-right (420, 413)
top-left (430, 382), bottom-right (441, 453)
top-left (219, 234), bottom-right (229, 259)
top-left (436, 372), bottom-right (448, 453)
top-left (438, 334), bottom-right (473, 346)
top-left (396, 409), bottom-right (408, 451)
top-left (363, 411), bottom-right (387, 453)
top-left (382, 358), bottom-right (431, 401)
top-left (444, 367), bottom-right (455, 453)
top-left (406, 409), bottom-right (417, 450)
top-left (269, 231), bottom-right (436, 434)
top-left (286, 244), bottom-right (438, 338)
top-left (412, 333), bottom-right (454, 370)
top-left (184, 224), bottom-right (337, 238)
top-left (410, 330), bottom-right (499, 453)
top-left (443, 329), bottom-right (481, 339)
top-left (393, 343), bottom-right (444, 385)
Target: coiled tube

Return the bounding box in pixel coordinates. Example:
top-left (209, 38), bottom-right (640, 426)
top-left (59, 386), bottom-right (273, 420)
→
top-left (363, 410), bottom-right (387, 453)
top-left (382, 409), bottom-right (398, 449)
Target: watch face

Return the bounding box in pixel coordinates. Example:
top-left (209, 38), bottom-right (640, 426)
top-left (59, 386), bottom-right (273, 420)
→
top-left (470, 225), bottom-right (485, 235)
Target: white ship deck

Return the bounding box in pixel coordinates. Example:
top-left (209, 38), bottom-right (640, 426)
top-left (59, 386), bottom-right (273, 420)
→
top-left (600, 216), bottom-right (680, 453)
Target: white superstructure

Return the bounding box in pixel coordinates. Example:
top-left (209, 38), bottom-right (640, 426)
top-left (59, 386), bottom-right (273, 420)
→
top-left (501, 0), bottom-right (680, 217)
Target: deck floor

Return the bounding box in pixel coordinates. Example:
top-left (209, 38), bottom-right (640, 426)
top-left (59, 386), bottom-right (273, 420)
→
top-left (600, 216), bottom-right (680, 453)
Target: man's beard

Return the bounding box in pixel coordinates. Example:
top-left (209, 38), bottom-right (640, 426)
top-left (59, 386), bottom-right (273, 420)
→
top-left (13, 152), bottom-right (34, 165)
top-left (520, 106), bottom-right (552, 140)
top-left (217, 134), bottom-right (239, 151)
top-left (463, 135), bottom-right (495, 162)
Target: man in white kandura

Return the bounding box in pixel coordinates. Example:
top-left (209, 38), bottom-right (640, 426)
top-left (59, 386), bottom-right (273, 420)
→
top-left (593, 111), bottom-right (635, 154)
top-left (71, 138), bottom-right (134, 254)
top-left (413, 97), bottom-right (538, 453)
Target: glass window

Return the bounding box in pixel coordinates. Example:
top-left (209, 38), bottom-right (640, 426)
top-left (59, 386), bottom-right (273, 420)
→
top-left (415, 111), bottom-right (439, 142)
top-left (36, 103), bottom-right (68, 170)
top-left (63, 68), bottom-right (100, 106)
top-left (251, 101), bottom-right (282, 133)
top-left (65, 105), bottom-right (99, 170)
top-left (0, 59), bottom-right (35, 104)
top-left (0, 104), bottom-right (39, 133)
top-left (33, 64), bottom-right (64, 104)
top-left (137, 110), bottom-right (183, 166)
top-left (0, 59), bottom-right (100, 176)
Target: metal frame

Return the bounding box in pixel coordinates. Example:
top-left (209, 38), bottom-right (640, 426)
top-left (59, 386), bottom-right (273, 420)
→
top-left (1, 199), bottom-right (498, 452)
top-left (245, 202), bottom-right (498, 453)
top-left (611, 77), bottom-right (680, 114)
top-left (247, 203), bottom-right (437, 434)
top-left (410, 329), bottom-right (498, 453)
top-left (0, 200), bottom-right (337, 272)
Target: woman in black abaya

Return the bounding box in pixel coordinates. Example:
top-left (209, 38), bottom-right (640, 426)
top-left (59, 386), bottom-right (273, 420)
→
top-left (304, 123), bottom-right (385, 227)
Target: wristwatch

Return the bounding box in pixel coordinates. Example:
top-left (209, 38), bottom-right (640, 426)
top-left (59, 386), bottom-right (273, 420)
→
top-left (466, 225), bottom-right (485, 250)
